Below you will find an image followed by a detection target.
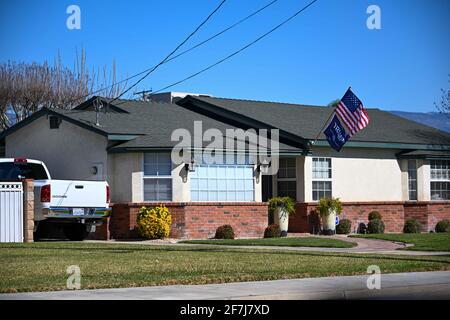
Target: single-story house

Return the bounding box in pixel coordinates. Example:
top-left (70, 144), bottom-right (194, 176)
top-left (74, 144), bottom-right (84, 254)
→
top-left (2, 92), bottom-right (450, 239)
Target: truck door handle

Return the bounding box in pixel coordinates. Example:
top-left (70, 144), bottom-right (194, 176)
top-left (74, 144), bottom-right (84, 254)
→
top-left (75, 185), bottom-right (84, 189)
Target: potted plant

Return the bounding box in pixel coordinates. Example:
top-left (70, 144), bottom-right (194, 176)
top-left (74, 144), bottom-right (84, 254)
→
top-left (268, 197), bottom-right (296, 237)
top-left (317, 197), bottom-right (342, 235)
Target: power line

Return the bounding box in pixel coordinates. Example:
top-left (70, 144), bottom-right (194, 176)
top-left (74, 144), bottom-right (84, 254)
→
top-left (65, 0), bottom-right (279, 106)
top-left (108, 0), bottom-right (227, 104)
top-left (147, 0), bottom-right (319, 97)
top-left (164, 0), bottom-right (279, 69)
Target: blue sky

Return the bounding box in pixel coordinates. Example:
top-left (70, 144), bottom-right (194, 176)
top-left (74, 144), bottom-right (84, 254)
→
top-left (0, 0), bottom-right (449, 112)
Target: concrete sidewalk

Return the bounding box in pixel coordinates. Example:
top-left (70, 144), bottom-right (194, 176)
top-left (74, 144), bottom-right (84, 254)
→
top-left (2, 271), bottom-right (449, 300)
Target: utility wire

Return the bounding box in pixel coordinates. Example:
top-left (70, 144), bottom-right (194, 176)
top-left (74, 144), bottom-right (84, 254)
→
top-left (147, 0), bottom-right (319, 97)
top-left (65, 0), bottom-right (279, 106)
top-left (108, 0), bottom-right (227, 104)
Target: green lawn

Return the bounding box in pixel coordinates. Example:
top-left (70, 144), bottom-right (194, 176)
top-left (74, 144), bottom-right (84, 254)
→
top-left (0, 242), bottom-right (449, 293)
top-left (350, 233), bottom-right (450, 251)
top-left (180, 236), bottom-right (356, 248)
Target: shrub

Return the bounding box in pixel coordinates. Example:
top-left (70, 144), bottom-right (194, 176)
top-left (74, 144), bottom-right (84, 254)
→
top-left (357, 222), bottom-right (367, 234)
top-left (215, 225), bottom-right (235, 239)
top-left (336, 219), bottom-right (352, 234)
top-left (435, 219), bottom-right (450, 233)
top-left (136, 205), bottom-right (172, 239)
top-left (368, 211), bottom-right (382, 221)
top-left (367, 219), bottom-right (385, 234)
top-left (264, 224), bottom-right (281, 238)
top-left (403, 219), bottom-right (421, 233)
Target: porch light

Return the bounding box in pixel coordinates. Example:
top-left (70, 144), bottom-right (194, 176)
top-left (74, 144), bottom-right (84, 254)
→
top-left (257, 159), bottom-right (271, 173)
top-left (184, 160), bottom-right (196, 173)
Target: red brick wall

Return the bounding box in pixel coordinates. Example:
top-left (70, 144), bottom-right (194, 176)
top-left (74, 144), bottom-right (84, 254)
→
top-left (88, 201), bottom-right (449, 239)
top-left (427, 202), bottom-right (450, 232)
top-left (289, 203), bottom-right (316, 233)
top-left (182, 203), bottom-right (268, 239)
top-left (90, 202), bottom-right (268, 240)
top-left (289, 201), bottom-right (450, 234)
top-left (404, 203), bottom-right (428, 232)
top-left (339, 203), bottom-right (405, 233)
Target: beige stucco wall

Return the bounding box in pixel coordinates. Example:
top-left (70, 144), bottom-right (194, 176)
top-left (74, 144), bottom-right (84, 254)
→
top-left (5, 116), bottom-right (108, 181)
top-left (417, 159), bottom-right (431, 201)
top-left (107, 153), bottom-right (143, 203)
top-left (172, 162), bottom-right (190, 202)
top-left (272, 148), bottom-right (430, 202)
top-left (307, 147), bottom-right (405, 202)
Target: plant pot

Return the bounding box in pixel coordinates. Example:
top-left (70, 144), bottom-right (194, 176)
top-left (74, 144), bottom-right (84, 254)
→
top-left (321, 209), bottom-right (337, 235)
top-left (274, 206), bottom-right (289, 237)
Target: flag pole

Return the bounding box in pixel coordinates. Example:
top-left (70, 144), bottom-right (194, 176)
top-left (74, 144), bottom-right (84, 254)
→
top-left (310, 86), bottom-right (351, 145)
top-left (310, 106), bottom-right (336, 145)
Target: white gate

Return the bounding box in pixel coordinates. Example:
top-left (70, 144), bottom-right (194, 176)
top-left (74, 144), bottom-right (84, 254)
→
top-left (0, 182), bottom-right (23, 242)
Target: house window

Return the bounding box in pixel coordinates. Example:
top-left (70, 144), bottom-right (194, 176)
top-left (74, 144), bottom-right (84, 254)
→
top-left (430, 160), bottom-right (450, 200)
top-left (408, 160), bottom-right (417, 201)
top-left (143, 152), bottom-right (172, 201)
top-left (277, 158), bottom-right (296, 200)
top-left (312, 157), bottom-right (332, 201)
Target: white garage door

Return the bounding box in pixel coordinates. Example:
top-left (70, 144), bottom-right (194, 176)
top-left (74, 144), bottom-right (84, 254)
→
top-left (190, 164), bottom-right (255, 202)
top-left (0, 182), bottom-right (23, 243)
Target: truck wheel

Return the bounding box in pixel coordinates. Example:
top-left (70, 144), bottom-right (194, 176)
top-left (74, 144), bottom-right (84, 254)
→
top-left (63, 224), bottom-right (89, 241)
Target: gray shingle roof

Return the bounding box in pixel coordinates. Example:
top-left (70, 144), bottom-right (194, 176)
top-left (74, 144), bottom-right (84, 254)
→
top-left (3, 95), bottom-right (450, 153)
top-left (182, 96), bottom-right (450, 146)
top-left (47, 98), bottom-right (301, 152)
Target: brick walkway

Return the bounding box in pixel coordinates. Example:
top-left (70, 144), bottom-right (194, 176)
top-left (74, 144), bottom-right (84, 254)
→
top-left (86, 235), bottom-right (449, 256)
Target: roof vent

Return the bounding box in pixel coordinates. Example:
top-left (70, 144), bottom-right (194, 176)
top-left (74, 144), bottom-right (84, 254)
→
top-left (49, 116), bottom-right (61, 129)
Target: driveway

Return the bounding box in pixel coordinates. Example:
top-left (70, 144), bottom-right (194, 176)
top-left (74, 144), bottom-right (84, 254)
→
top-left (2, 271), bottom-right (449, 300)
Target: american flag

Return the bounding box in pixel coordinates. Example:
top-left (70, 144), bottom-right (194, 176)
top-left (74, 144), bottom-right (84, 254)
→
top-left (335, 88), bottom-right (370, 136)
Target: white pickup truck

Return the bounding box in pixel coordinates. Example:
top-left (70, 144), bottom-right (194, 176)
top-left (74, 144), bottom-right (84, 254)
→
top-left (0, 158), bottom-right (110, 240)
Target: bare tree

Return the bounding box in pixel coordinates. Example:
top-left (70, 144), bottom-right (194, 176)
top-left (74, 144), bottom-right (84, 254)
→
top-left (435, 74), bottom-right (450, 114)
top-left (0, 48), bottom-right (127, 130)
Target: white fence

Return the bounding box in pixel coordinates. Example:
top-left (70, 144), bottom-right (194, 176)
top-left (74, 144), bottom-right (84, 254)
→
top-left (0, 182), bottom-right (23, 242)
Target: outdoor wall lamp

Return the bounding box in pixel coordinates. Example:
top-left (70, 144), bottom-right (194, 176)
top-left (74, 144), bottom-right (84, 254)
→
top-left (184, 160), bottom-right (196, 173)
top-left (256, 160), bottom-right (271, 173)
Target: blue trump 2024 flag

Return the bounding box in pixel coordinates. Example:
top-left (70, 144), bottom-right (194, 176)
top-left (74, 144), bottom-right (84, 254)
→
top-left (324, 115), bottom-right (350, 152)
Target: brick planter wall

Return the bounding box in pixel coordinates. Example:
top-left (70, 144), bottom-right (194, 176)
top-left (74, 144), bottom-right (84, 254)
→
top-left (289, 201), bottom-right (450, 234)
top-left (90, 202), bottom-right (268, 240)
top-left (426, 202), bottom-right (450, 232)
top-left (404, 203), bottom-right (429, 232)
top-left (88, 200), bottom-right (449, 240)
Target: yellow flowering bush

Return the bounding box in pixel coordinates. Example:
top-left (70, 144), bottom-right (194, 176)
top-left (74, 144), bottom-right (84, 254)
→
top-left (136, 205), bottom-right (172, 239)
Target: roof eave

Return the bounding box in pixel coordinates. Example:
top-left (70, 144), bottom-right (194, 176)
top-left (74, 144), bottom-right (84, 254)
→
top-left (312, 140), bottom-right (450, 151)
top-left (0, 108), bottom-right (109, 140)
